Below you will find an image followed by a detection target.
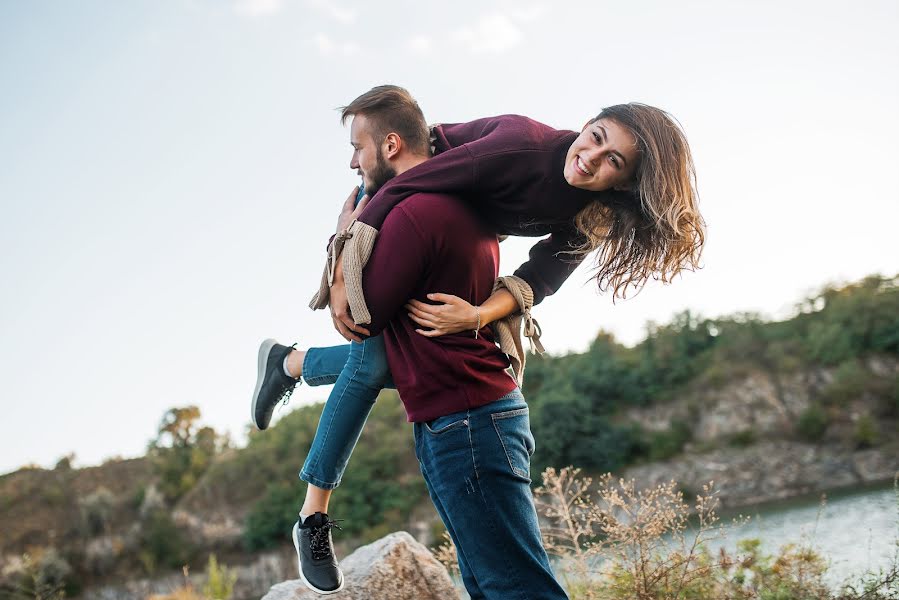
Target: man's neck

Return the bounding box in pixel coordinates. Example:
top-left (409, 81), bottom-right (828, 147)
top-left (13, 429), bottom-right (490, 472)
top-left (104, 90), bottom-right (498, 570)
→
top-left (393, 153), bottom-right (429, 177)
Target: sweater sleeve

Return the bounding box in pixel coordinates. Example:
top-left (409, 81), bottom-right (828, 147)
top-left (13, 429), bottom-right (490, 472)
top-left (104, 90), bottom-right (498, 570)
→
top-left (512, 224), bottom-right (588, 306)
top-left (354, 117), bottom-right (514, 229)
top-left (361, 207), bottom-right (428, 337)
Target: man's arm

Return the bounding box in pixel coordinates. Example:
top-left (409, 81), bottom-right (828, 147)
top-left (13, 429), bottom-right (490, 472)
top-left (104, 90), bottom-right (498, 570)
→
top-left (359, 206), bottom-right (429, 337)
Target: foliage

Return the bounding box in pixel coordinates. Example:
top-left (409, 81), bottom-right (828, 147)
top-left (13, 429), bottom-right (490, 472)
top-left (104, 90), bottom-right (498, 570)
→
top-left (137, 510), bottom-right (194, 574)
top-left (78, 486), bottom-right (115, 536)
top-left (147, 406), bottom-right (228, 502)
top-left (0, 548), bottom-right (74, 600)
top-left (796, 404), bottom-right (830, 442)
top-left (522, 274), bottom-right (898, 474)
top-left (238, 390), bottom-right (426, 550)
top-left (434, 468), bottom-right (899, 600)
top-left (635, 420), bottom-right (694, 462)
top-left (202, 555), bottom-right (237, 600)
top-left (853, 414), bottom-right (879, 449)
top-left (243, 482), bottom-right (302, 551)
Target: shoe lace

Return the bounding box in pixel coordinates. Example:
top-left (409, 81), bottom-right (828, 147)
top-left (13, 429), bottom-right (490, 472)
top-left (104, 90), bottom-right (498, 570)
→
top-left (309, 518), bottom-right (344, 561)
top-left (276, 383), bottom-right (294, 412)
top-left (277, 343), bottom-right (299, 413)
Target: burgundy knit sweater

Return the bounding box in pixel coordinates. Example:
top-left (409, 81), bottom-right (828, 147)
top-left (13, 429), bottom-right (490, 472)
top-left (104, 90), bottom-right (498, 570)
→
top-left (361, 193), bottom-right (517, 422)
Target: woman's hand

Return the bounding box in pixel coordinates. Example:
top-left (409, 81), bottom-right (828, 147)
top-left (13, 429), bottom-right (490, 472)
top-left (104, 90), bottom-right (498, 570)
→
top-left (405, 293), bottom-right (479, 337)
top-left (335, 186), bottom-right (369, 234)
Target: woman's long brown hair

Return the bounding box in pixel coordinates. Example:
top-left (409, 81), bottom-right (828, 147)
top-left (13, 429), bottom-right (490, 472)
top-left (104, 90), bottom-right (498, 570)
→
top-left (573, 103), bottom-right (705, 299)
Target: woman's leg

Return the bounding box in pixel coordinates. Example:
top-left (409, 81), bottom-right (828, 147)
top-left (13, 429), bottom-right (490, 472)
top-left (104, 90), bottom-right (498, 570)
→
top-left (290, 335), bottom-right (393, 589)
top-left (298, 335), bottom-right (394, 510)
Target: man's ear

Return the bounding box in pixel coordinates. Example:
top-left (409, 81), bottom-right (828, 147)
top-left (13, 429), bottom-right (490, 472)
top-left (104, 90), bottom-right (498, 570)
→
top-left (383, 133), bottom-right (402, 159)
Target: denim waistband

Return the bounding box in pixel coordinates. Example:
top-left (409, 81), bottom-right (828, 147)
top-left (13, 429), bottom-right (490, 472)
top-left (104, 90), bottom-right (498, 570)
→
top-left (429, 388), bottom-right (526, 425)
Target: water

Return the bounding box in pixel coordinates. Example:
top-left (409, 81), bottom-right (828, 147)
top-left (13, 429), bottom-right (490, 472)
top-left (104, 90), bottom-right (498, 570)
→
top-left (452, 482), bottom-right (898, 597)
top-left (710, 482), bottom-right (899, 588)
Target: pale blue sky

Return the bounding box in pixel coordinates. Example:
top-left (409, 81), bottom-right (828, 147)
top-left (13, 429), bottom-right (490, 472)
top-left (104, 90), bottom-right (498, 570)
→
top-left (1, 0), bottom-right (897, 474)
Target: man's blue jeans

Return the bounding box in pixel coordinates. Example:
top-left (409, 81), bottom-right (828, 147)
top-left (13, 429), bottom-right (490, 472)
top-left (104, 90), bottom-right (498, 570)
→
top-left (414, 389), bottom-right (568, 600)
top-left (299, 335), bottom-right (394, 489)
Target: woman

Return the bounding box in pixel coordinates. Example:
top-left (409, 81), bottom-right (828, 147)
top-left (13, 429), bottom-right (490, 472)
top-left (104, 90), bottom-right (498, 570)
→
top-left (250, 85), bottom-right (705, 593)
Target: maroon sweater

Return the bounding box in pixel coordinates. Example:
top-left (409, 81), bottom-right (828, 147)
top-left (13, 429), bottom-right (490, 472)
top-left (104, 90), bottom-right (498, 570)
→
top-left (357, 114), bottom-right (633, 305)
top-left (361, 192), bottom-right (517, 422)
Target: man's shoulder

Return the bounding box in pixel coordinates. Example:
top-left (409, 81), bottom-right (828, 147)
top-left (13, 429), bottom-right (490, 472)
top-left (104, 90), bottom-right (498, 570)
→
top-left (390, 193), bottom-right (478, 231)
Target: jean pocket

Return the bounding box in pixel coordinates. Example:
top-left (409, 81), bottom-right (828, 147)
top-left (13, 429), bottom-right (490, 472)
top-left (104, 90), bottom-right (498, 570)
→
top-left (491, 407), bottom-right (535, 480)
top-left (424, 414), bottom-right (469, 435)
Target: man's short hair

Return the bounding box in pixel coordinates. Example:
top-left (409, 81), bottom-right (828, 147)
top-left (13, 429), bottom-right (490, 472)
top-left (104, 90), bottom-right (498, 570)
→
top-left (340, 85), bottom-right (430, 156)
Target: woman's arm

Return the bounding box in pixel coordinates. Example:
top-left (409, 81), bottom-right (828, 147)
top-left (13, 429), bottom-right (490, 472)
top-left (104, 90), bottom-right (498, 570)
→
top-left (405, 288), bottom-right (518, 337)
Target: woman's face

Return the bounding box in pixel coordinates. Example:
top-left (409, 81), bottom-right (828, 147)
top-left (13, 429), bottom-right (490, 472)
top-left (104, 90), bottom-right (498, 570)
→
top-left (563, 118), bottom-right (640, 192)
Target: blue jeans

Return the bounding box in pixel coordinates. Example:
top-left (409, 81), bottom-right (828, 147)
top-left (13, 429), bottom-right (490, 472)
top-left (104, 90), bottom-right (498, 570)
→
top-left (414, 389), bottom-right (568, 600)
top-left (299, 335), bottom-right (394, 489)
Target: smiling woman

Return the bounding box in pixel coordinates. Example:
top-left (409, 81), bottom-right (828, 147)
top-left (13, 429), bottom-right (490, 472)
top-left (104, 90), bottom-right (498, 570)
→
top-left (570, 103), bottom-right (704, 297)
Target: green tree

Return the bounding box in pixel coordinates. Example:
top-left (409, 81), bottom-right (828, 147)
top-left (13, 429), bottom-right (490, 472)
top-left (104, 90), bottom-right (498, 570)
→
top-left (148, 406), bottom-right (226, 502)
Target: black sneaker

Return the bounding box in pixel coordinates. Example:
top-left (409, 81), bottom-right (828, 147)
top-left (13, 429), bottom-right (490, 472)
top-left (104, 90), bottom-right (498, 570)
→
top-left (293, 512), bottom-right (345, 594)
top-left (251, 339), bottom-right (300, 430)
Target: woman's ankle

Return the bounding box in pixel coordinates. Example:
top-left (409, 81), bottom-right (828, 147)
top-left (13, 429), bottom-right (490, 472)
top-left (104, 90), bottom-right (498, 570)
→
top-left (301, 484), bottom-right (332, 516)
top-left (286, 349), bottom-right (306, 378)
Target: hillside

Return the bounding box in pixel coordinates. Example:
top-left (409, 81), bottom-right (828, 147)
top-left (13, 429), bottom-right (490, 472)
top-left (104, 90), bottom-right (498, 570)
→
top-left (1, 274), bottom-right (896, 600)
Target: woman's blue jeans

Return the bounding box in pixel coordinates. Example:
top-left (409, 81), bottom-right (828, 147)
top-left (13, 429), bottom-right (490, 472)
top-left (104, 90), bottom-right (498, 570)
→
top-left (414, 389), bottom-right (568, 600)
top-left (299, 335), bottom-right (394, 490)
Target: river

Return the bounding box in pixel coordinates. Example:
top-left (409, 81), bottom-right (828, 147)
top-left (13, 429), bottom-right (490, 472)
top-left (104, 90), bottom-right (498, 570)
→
top-left (711, 481), bottom-right (898, 589)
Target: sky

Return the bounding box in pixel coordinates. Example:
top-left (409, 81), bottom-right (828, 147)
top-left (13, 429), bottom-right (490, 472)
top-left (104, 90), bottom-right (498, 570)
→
top-left (1, 0), bottom-right (897, 475)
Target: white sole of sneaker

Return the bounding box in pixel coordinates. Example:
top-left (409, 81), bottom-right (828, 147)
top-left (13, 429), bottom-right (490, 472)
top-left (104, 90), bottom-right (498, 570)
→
top-left (250, 338), bottom-right (279, 430)
top-left (292, 522), bottom-right (345, 595)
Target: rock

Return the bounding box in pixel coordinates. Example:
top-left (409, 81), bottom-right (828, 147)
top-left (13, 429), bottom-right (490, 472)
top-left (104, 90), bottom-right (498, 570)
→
top-left (262, 531), bottom-right (458, 600)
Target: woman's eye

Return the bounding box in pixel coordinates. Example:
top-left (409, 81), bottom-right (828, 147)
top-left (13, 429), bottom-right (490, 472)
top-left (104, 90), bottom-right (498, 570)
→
top-left (610, 156), bottom-right (618, 168)
top-left (593, 132), bottom-right (601, 144)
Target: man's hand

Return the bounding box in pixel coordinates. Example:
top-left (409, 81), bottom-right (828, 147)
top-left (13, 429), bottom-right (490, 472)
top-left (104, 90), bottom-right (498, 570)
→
top-left (335, 186), bottom-right (370, 234)
top-left (330, 259), bottom-right (371, 342)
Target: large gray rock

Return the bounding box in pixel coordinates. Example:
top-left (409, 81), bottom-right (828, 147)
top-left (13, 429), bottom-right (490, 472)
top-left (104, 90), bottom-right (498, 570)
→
top-left (261, 531), bottom-right (459, 600)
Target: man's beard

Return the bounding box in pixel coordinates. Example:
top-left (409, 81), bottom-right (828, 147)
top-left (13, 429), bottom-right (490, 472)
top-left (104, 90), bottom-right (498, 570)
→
top-left (364, 147), bottom-right (397, 196)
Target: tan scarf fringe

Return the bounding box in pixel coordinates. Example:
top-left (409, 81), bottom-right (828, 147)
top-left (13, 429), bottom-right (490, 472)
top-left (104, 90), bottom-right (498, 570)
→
top-left (308, 220), bottom-right (380, 326)
top-left (491, 276), bottom-right (545, 385)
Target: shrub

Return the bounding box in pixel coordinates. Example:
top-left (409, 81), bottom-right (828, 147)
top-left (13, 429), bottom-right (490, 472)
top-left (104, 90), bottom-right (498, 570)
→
top-left (854, 414), bottom-right (879, 449)
top-left (797, 404), bottom-right (830, 442)
top-left (202, 554), bottom-right (237, 600)
top-left (243, 482), bottom-right (302, 551)
top-left (728, 429), bottom-right (757, 448)
top-left (138, 510), bottom-right (194, 574)
top-left (78, 487), bottom-right (115, 536)
top-left (0, 548), bottom-right (75, 600)
top-left (433, 468), bottom-right (899, 599)
top-left (640, 420), bottom-right (693, 461)
top-left (820, 360), bottom-right (870, 405)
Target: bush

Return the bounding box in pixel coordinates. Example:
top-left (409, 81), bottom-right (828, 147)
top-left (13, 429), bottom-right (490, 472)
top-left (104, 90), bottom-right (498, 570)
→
top-left (243, 482), bottom-right (302, 551)
top-left (426, 468), bottom-right (899, 599)
top-left (0, 548), bottom-right (76, 600)
top-left (138, 510), bottom-right (194, 574)
top-left (820, 360), bottom-right (870, 405)
top-left (854, 414), bottom-right (879, 449)
top-left (727, 429), bottom-right (757, 448)
top-left (797, 404), bottom-right (830, 442)
top-left (640, 420), bottom-right (692, 461)
top-left (202, 554), bottom-right (237, 600)
top-left (78, 487), bottom-right (115, 536)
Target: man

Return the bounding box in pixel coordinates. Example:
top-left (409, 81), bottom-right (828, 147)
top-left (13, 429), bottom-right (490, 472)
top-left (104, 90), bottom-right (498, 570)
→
top-left (281, 86), bottom-right (568, 598)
